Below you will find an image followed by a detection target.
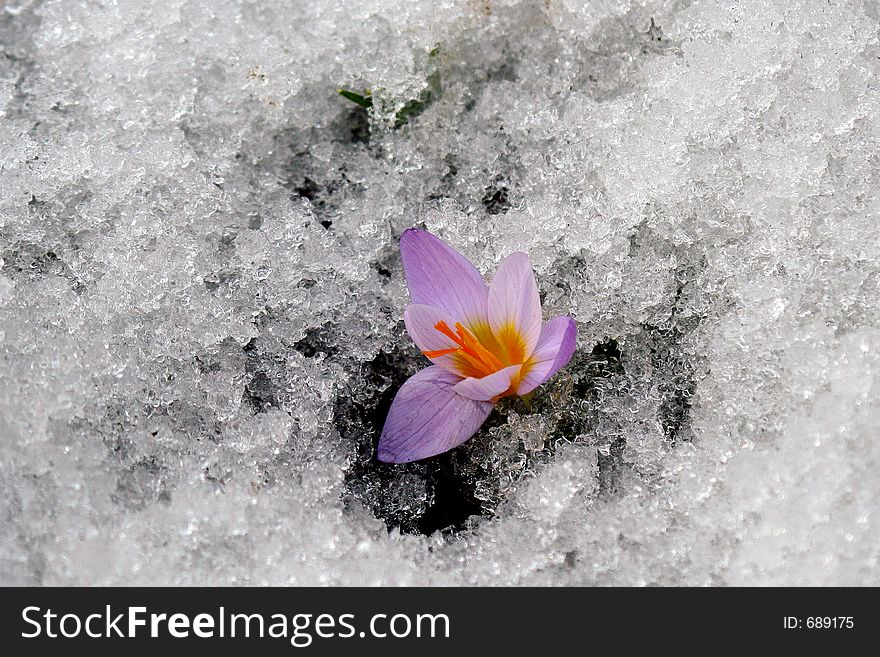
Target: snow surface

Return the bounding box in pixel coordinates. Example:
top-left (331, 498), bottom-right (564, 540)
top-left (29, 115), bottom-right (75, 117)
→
top-left (1, 0), bottom-right (879, 585)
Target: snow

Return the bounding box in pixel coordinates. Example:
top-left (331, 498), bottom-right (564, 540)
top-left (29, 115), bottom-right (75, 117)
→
top-left (1, 0), bottom-right (879, 585)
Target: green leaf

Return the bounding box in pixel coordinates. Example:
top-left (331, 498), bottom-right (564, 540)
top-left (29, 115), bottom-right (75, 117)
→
top-left (338, 44), bottom-right (443, 128)
top-left (337, 88), bottom-right (373, 109)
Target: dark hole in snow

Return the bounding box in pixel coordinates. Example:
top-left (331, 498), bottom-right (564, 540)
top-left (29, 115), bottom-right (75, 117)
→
top-left (341, 338), bottom-right (630, 536)
top-left (329, 104), bottom-right (371, 145)
top-left (293, 327), bottom-right (338, 358)
top-left (242, 338), bottom-right (285, 412)
top-left (482, 183), bottom-right (510, 215)
top-left (340, 348), bottom-right (489, 536)
top-left (641, 323), bottom-right (697, 446)
top-left (243, 371), bottom-right (277, 412)
top-left (371, 242), bottom-right (400, 281)
top-left (645, 18), bottom-right (664, 46)
top-left (294, 176), bottom-right (320, 202)
top-left (578, 337), bottom-right (623, 394)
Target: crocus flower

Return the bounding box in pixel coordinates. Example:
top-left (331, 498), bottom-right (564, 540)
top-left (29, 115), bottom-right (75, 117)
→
top-left (377, 229), bottom-right (577, 463)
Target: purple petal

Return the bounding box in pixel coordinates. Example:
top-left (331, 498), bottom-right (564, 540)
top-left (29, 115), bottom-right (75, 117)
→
top-left (517, 316), bottom-right (577, 395)
top-left (377, 366), bottom-right (493, 463)
top-left (400, 229), bottom-right (489, 328)
top-left (488, 252), bottom-right (542, 362)
top-left (452, 364), bottom-right (522, 402)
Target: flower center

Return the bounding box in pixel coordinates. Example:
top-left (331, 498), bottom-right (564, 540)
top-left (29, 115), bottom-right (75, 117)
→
top-left (422, 320), bottom-right (509, 379)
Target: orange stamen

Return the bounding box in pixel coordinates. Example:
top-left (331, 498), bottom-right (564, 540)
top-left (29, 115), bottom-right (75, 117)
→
top-left (434, 320), bottom-right (462, 345)
top-left (423, 347), bottom-right (458, 358)
top-left (456, 349), bottom-right (494, 376)
top-left (454, 323), bottom-right (504, 371)
top-left (421, 320), bottom-right (515, 379)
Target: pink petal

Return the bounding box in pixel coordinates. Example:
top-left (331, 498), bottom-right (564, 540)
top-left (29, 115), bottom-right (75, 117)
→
top-left (517, 316), bottom-right (578, 395)
top-left (400, 229), bottom-right (489, 329)
top-left (452, 364), bottom-right (522, 402)
top-left (488, 252), bottom-right (542, 362)
top-left (377, 366), bottom-right (493, 463)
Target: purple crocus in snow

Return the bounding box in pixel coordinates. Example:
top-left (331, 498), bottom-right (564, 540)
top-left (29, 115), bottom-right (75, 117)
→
top-left (377, 229), bottom-right (577, 463)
